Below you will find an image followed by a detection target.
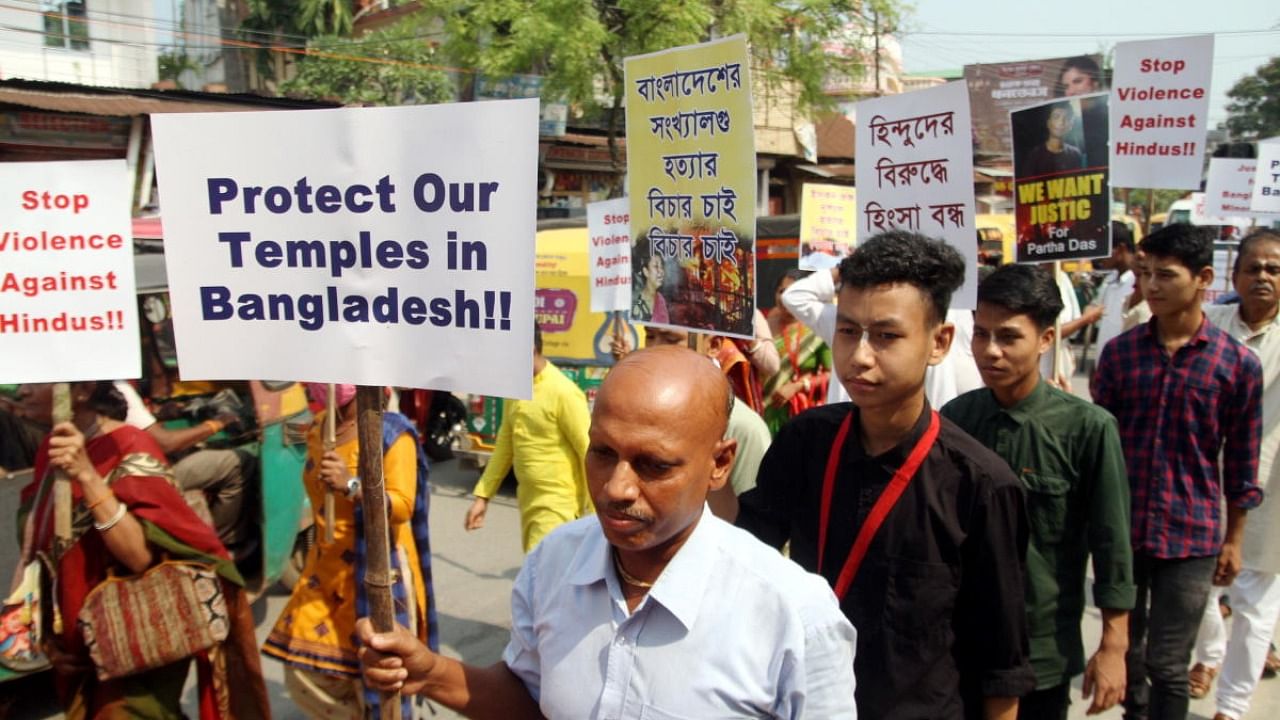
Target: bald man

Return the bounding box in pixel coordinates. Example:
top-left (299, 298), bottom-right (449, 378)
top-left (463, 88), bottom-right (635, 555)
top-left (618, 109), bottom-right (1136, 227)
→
top-left (358, 346), bottom-right (858, 719)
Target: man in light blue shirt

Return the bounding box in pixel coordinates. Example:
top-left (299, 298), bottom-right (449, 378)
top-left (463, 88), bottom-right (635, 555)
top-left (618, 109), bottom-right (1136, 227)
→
top-left (359, 346), bottom-right (858, 719)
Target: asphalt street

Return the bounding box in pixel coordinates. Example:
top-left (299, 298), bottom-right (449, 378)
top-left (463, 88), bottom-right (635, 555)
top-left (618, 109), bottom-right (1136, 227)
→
top-left (3, 405), bottom-right (1280, 718)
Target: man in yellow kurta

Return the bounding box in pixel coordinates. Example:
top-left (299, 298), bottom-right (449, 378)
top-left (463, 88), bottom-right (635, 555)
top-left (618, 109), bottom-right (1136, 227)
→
top-left (465, 326), bottom-right (591, 551)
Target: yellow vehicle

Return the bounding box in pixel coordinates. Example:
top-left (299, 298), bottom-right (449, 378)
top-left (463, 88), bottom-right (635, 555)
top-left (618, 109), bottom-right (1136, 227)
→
top-left (976, 213), bottom-right (1016, 266)
top-left (456, 219), bottom-right (641, 466)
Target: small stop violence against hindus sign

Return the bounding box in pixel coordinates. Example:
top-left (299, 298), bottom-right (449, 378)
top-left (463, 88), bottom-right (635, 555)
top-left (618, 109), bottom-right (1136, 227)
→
top-left (0, 160), bottom-right (140, 382)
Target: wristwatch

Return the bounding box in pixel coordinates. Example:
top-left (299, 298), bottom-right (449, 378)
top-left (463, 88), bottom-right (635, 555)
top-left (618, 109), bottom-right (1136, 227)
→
top-left (346, 476), bottom-right (362, 498)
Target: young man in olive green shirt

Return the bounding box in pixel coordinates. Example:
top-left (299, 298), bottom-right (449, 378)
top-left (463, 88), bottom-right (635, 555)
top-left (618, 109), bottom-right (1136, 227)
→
top-left (942, 264), bottom-right (1135, 720)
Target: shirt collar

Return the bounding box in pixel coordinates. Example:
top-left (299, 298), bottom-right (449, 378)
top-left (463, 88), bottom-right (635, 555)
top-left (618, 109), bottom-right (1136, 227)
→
top-left (1142, 314), bottom-right (1212, 348)
top-left (998, 379), bottom-right (1052, 424)
top-left (564, 506), bottom-right (719, 632)
top-left (1229, 306), bottom-right (1280, 342)
top-left (849, 400), bottom-right (934, 466)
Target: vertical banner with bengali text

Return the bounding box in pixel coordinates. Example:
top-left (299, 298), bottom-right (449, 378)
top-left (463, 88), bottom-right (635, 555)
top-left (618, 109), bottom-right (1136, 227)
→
top-left (854, 81), bottom-right (979, 308)
top-left (625, 35), bottom-right (756, 338)
top-left (1012, 94), bottom-right (1111, 263)
top-left (1110, 35), bottom-right (1214, 189)
top-left (587, 197), bottom-right (632, 312)
top-left (799, 183), bottom-right (856, 271)
top-left (0, 160), bottom-right (140, 382)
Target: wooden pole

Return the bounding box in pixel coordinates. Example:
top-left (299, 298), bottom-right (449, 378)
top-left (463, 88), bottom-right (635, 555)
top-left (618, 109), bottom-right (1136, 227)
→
top-left (323, 384), bottom-right (336, 545)
top-left (610, 311), bottom-right (626, 360)
top-left (355, 385), bottom-right (400, 719)
top-left (52, 382), bottom-right (72, 559)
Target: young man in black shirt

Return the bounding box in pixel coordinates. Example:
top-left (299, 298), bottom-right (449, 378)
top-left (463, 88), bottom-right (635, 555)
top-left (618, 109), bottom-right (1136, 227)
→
top-left (738, 231), bottom-right (1035, 720)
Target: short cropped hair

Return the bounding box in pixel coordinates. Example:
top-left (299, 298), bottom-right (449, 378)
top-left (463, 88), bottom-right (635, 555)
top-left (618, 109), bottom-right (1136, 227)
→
top-left (534, 322), bottom-right (543, 355)
top-left (978, 264), bottom-right (1064, 330)
top-left (1112, 220), bottom-right (1135, 253)
top-left (1234, 228), bottom-right (1280, 274)
top-left (838, 231), bottom-right (965, 324)
top-left (1140, 223), bottom-right (1214, 273)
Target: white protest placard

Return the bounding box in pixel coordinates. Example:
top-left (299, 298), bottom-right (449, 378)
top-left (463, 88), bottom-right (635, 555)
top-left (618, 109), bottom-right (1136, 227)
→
top-left (0, 160), bottom-right (140, 382)
top-left (151, 100), bottom-right (538, 399)
top-left (1252, 138), bottom-right (1280, 215)
top-left (587, 198), bottom-right (632, 313)
top-left (855, 81), bottom-right (978, 308)
top-left (1205, 157), bottom-right (1280, 221)
top-left (1110, 35), bottom-right (1214, 189)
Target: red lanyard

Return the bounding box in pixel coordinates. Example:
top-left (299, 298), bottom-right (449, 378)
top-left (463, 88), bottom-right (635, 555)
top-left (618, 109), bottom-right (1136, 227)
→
top-left (818, 410), bottom-right (941, 602)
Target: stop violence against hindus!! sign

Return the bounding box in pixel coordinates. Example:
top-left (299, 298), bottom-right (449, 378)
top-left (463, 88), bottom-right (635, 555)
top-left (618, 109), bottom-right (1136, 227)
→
top-left (0, 160), bottom-right (140, 382)
top-left (150, 100), bottom-right (538, 399)
top-left (587, 197), bottom-right (632, 313)
top-left (1109, 35), bottom-right (1214, 189)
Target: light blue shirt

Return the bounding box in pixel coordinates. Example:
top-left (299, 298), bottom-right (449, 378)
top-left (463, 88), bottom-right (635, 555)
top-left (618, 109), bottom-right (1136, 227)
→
top-left (503, 507), bottom-right (858, 719)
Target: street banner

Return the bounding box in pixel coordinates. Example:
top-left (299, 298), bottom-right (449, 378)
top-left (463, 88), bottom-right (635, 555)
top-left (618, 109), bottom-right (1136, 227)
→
top-left (1252, 138), bottom-right (1280, 215)
top-left (586, 197), bottom-right (631, 312)
top-left (0, 160), bottom-right (139, 382)
top-left (799, 183), bottom-right (856, 271)
top-left (855, 81), bottom-right (979, 308)
top-left (151, 100), bottom-right (538, 399)
top-left (624, 35), bottom-right (756, 339)
top-left (965, 54), bottom-right (1105, 156)
top-left (1012, 93), bottom-right (1111, 263)
top-left (1205, 157), bottom-right (1280, 222)
top-left (1110, 35), bottom-right (1214, 189)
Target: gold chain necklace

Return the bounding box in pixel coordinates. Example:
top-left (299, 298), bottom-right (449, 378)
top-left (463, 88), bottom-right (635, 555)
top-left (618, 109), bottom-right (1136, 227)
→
top-left (612, 550), bottom-right (655, 589)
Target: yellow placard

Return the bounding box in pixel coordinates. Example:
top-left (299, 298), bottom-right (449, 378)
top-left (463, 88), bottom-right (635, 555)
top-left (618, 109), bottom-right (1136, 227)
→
top-left (799, 183), bottom-right (856, 270)
top-left (624, 35), bottom-right (756, 339)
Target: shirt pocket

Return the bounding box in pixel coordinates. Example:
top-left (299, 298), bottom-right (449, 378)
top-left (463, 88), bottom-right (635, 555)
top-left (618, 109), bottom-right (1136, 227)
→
top-left (884, 557), bottom-right (959, 651)
top-left (1182, 379), bottom-right (1222, 447)
top-left (1021, 472), bottom-right (1071, 545)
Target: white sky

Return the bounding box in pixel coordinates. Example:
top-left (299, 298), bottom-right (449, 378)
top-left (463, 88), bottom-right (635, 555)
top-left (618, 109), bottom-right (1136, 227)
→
top-left (899, 0), bottom-right (1279, 127)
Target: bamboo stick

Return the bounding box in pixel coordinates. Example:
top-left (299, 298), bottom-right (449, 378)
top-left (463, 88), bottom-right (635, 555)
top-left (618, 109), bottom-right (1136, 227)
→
top-left (355, 385), bottom-right (400, 719)
top-left (323, 384), bottom-right (336, 544)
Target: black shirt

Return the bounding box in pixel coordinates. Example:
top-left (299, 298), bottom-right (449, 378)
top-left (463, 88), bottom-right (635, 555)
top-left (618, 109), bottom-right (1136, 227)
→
top-left (738, 403), bottom-right (1036, 720)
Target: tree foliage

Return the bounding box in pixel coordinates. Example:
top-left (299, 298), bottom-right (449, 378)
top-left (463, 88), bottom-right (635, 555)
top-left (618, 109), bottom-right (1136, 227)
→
top-left (1223, 55), bottom-right (1280, 141)
top-left (279, 23), bottom-right (455, 106)
top-left (426, 0), bottom-right (907, 117)
top-left (157, 50), bottom-right (198, 86)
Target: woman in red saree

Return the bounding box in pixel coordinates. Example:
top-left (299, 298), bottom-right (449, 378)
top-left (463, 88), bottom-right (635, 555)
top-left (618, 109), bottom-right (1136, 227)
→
top-left (16, 381), bottom-right (268, 719)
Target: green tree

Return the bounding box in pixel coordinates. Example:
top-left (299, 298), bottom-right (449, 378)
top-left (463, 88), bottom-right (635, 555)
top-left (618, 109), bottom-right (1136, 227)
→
top-left (425, 0), bottom-right (907, 188)
top-left (1223, 55), bottom-right (1280, 141)
top-left (279, 23), bottom-right (455, 106)
top-left (157, 50), bottom-right (198, 87)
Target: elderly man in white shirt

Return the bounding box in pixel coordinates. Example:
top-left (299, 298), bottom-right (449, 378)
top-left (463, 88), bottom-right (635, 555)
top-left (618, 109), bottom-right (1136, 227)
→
top-left (358, 346), bottom-right (858, 719)
top-left (781, 264), bottom-right (982, 408)
top-left (1192, 229), bottom-right (1280, 720)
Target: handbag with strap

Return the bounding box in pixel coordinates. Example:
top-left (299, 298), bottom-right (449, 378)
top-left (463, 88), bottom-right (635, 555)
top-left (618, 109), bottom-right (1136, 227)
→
top-left (77, 559), bottom-right (229, 681)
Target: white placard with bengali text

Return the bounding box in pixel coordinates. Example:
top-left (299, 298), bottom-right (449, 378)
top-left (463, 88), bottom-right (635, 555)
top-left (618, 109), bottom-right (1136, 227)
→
top-left (855, 81), bottom-right (978, 308)
top-left (1110, 35), bottom-right (1214, 189)
top-left (587, 198), bottom-right (632, 313)
top-left (151, 100), bottom-right (538, 398)
top-left (1252, 138), bottom-right (1280, 215)
top-left (0, 160), bottom-right (140, 382)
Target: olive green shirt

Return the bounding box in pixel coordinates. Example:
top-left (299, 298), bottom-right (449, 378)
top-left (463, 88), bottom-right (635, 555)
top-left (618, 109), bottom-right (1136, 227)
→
top-left (942, 381), bottom-right (1135, 688)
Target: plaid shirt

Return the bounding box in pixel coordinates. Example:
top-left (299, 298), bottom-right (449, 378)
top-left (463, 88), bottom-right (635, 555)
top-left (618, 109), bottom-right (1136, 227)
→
top-left (1094, 317), bottom-right (1264, 559)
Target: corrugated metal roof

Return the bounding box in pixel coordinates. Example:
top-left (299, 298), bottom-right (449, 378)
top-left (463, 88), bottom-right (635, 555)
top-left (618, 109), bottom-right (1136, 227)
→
top-left (0, 86), bottom-right (277, 116)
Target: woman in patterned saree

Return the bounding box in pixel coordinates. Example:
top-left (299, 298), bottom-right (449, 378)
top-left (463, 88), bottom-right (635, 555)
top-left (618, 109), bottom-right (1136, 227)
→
top-left (16, 381), bottom-right (268, 719)
top-left (763, 269), bottom-right (832, 434)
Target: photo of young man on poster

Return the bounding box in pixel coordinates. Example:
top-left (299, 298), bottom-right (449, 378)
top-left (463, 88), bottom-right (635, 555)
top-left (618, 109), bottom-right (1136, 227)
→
top-left (1012, 93), bottom-right (1111, 263)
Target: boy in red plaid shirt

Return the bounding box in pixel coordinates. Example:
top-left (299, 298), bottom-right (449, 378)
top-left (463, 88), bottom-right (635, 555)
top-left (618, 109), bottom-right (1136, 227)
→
top-left (1092, 223), bottom-right (1264, 720)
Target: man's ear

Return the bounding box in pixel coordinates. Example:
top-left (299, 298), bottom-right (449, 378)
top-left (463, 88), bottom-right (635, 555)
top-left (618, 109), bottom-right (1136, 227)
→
top-left (708, 437), bottom-right (737, 492)
top-left (1196, 265), bottom-right (1215, 291)
top-left (928, 319), bottom-right (956, 367)
top-left (1038, 325), bottom-right (1056, 357)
